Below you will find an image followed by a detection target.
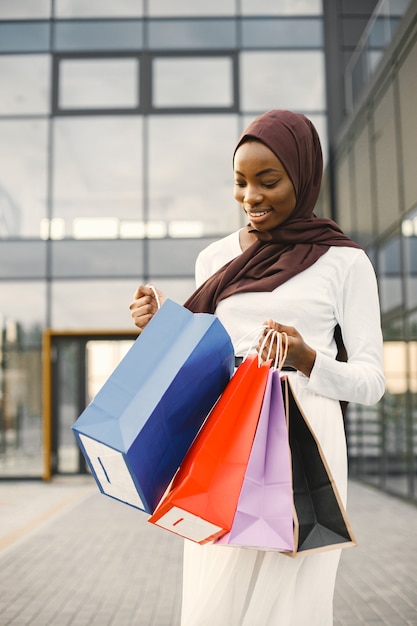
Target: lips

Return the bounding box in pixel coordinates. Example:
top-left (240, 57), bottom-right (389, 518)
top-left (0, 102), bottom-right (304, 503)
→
top-left (246, 208), bottom-right (272, 218)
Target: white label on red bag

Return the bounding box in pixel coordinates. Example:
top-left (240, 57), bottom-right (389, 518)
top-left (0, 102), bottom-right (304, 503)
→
top-left (79, 435), bottom-right (145, 509)
top-left (154, 506), bottom-right (223, 543)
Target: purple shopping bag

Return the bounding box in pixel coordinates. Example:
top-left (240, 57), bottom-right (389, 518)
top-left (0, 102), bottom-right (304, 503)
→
top-left (216, 367), bottom-right (294, 551)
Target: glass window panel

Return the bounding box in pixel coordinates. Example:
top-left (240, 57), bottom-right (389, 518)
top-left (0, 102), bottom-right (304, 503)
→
top-left (373, 83), bottom-right (400, 234)
top-left (335, 149), bottom-right (353, 234)
top-left (148, 0), bottom-right (235, 16)
top-left (52, 278), bottom-right (197, 327)
top-left (0, 0), bottom-right (50, 19)
top-left (51, 279), bottom-right (146, 329)
top-left (55, 0), bottom-right (144, 18)
top-left (378, 236), bottom-right (403, 313)
top-left (306, 113), bottom-right (327, 165)
top-left (149, 238), bottom-right (217, 276)
top-left (403, 206), bottom-right (417, 309)
top-left (398, 39), bottom-right (417, 212)
top-left (0, 55), bottom-right (50, 115)
top-left (51, 240), bottom-right (144, 278)
top-left (148, 115), bottom-right (241, 235)
top-left (0, 22), bottom-right (50, 53)
top-left (0, 280), bottom-right (46, 340)
top-left (240, 51), bottom-right (325, 111)
top-left (148, 19), bottom-right (236, 50)
top-left (241, 18), bottom-right (322, 48)
top-left (54, 20), bottom-right (143, 52)
top-left (0, 242), bottom-right (46, 278)
top-left (353, 122), bottom-right (374, 245)
top-left (0, 120), bottom-right (48, 238)
top-left (53, 117), bottom-right (142, 232)
top-left (241, 0), bottom-right (322, 15)
top-left (384, 341), bottom-right (407, 394)
top-left (155, 278), bottom-right (197, 303)
top-left (59, 58), bottom-right (139, 110)
top-left (383, 392), bottom-right (409, 498)
top-left (153, 57), bottom-right (233, 108)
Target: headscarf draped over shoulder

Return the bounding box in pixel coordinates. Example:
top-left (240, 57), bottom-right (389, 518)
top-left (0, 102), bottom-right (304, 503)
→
top-left (184, 110), bottom-right (360, 314)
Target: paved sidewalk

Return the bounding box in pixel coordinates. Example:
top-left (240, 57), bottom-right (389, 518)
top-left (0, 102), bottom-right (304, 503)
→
top-left (0, 476), bottom-right (416, 625)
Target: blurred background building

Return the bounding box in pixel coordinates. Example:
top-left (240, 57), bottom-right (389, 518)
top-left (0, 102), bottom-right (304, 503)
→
top-left (0, 0), bottom-right (416, 502)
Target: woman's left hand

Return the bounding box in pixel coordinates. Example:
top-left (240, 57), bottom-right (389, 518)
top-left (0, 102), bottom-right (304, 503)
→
top-left (257, 319), bottom-right (316, 377)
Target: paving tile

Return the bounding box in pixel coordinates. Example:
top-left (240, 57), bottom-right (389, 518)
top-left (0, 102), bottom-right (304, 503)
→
top-left (0, 477), bottom-right (416, 625)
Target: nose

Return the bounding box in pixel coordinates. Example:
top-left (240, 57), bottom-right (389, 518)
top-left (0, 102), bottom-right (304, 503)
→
top-left (243, 184), bottom-right (263, 206)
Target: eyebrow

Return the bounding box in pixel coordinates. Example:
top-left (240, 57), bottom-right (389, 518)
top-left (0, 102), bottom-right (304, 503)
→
top-left (234, 167), bottom-right (282, 177)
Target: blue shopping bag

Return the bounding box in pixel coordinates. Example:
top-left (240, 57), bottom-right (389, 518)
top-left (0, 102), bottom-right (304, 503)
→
top-left (72, 299), bottom-right (234, 513)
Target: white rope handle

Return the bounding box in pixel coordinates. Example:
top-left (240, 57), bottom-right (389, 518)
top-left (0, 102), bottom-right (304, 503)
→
top-left (148, 284), bottom-right (161, 309)
top-left (277, 331), bottom-right (289, 371)
top-left (258, 328), bottom-right (278, 367)
top-left (260, 329), bottom-right (289, 372)
top-left (234, 326), bottom-right (289, 370)
top-left (234, 325), bottom-right (268, 361)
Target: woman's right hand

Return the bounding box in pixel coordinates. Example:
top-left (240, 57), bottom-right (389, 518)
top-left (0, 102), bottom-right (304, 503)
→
top-left (129, 284), bottom-right (165, 332)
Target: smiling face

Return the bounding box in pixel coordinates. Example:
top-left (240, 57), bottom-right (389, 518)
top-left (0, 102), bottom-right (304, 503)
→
top-left (233, 139), bottom-right (297, 232)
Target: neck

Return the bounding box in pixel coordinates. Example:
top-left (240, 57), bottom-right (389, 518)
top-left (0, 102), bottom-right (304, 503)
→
top-left (239, 227), bottom-right (259, 251)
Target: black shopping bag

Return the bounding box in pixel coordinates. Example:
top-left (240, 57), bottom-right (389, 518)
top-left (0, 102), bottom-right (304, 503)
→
top-left (283, 377), bottom-right (356, 557)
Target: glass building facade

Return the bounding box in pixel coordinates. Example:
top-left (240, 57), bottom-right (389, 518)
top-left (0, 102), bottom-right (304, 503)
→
top-left (1, 0), bottom-right (416, 505)
top-left (0, 0), bottom-right (327, 478)
top-left (331, 0), bottom-right (417, 502)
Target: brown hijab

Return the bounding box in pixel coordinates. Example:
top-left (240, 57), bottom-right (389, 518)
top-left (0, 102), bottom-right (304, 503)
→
top-left (184, 110), bottom-right (360, 314)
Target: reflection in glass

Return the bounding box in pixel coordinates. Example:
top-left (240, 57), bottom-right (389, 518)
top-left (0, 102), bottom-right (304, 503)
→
top-left (0, 22), bottom-right (50, 53)
top-left (403, 206), bottom-right (417, 309)
top-left (240, 51), bottom-right (325, 111)
top-left (241, 0), bottom-right (322, 15)
top-left (87, 340), bottom-right (135, 400)
top-left (0, 280), bottom-right (46, 341)
top-left (0, 242), bottom-right (46, 278)
top-left (0, 55), bottom-right (50, 115)
top-left (0, 279), bottom-right (45, 475)
top-left (51, 279), bottom-right (148, 329)
top-left (353, 125), bottom-right (374, 245)
top-left (241, 18), bottom-right (322, 48)
top-left (151, 278), bottom-right (197, 304)
top-left (384, 341), bottom-right (407, 394)
top-left (54, 20), bottom-right (143, 52)
top-left (51, 240), bottom-right (144, 279)
top-left (55, 0), bottom-right (144, 18)
top-left (148, 0), bottom-right (235, 16)
top-left (153, 57), bottom-right (233, 108)
top-left (0, 120), bottom-right (48, 237)
top-left (378, 236), bottom-right (402, 313)
top-left (148, 19), bottom-right (236, 50)
top-left (149, 238), bottom-right (218, 276)
top-left (59, 58), bottom-right (139, 110)
top-left (53, 117), bottom-right (142, 230)
top-left (0, 0), bottom-right (50, 19)
top-left (148, 115), bottom-right (241, 235)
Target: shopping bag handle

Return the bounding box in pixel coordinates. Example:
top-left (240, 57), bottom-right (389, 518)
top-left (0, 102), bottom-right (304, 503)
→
top-left (235, 325), bottom-right (268, 366)
top-left (148, 284), bottom-right (161, 309)
top-left (235, 326), bottom-right (288, 370)
top-left (259, 329), bottom-right (288, 371)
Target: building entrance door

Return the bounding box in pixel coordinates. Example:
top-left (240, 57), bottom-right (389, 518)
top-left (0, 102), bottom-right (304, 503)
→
top-left (43, 331), bottom-right (136, 479)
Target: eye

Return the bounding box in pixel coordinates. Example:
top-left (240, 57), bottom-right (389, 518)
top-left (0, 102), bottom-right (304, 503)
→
top-left (262, 180), bottom-right (279, 189)
top-left (234, 180), bottom-right (246, 188)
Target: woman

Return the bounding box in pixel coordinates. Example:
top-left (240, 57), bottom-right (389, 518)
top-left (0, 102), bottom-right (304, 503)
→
top-left (130, 110), bottom-right (385, 625)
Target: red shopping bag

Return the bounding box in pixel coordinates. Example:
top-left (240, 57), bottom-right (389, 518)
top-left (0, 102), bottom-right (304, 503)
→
top-left (148, 354), bottom-right (270, 544)
top-left (216, 368), bottom-right (294, 551)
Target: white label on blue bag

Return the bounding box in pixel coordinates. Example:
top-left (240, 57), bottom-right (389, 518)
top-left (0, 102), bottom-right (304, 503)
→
top-left (80, 434), bottom-right (145, 509)
top-left (155, 506), bottom-right (223, 543)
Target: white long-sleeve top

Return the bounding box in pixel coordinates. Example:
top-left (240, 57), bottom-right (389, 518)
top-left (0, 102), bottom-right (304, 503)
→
top-left (195, 230), bottom-right (385, 407)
